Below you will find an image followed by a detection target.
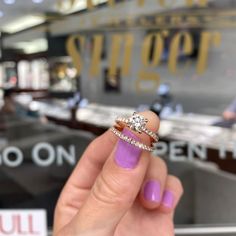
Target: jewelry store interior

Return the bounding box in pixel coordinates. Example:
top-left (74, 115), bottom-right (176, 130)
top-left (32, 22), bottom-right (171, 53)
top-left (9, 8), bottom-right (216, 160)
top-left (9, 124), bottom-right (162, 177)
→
top-left (1, 0), bottom-right (236, 235)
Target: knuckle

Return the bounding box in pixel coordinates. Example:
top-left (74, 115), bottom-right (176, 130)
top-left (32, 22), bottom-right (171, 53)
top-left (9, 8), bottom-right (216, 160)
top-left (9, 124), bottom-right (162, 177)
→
top-left (168, 175), bottom-right (184, 196)
top-left (89, 131), bottom-right (117, 153)
top-left (156, 158), bottom-right (168, 176)
top-left (92, 171), bottom-right (134, 208)
top-left (145, 217), bottom-right (174, 236)
top-left (166, 221), bottom-right (175, 236)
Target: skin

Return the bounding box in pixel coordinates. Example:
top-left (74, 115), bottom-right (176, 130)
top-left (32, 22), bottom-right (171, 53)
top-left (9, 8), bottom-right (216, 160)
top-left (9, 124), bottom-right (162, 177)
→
top-left (223, 111), bottom-right (236, 121)
top-left (53, 111), bottom-right (183, 236)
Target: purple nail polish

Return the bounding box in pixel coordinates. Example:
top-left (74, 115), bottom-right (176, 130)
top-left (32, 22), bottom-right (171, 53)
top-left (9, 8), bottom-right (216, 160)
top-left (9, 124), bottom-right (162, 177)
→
top-left (143, 180), bottom-right (161, 202)
top-left (162, 190), bottom-right (174, 208)
top-left (115, 128), bottom-right (142, 169)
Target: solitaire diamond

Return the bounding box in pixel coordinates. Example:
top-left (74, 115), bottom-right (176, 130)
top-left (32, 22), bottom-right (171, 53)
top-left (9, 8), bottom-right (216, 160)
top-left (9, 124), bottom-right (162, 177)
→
top-left (127, 113), bottom-right (148, 133)
top-left (115, 112), bottom-right (159, 142)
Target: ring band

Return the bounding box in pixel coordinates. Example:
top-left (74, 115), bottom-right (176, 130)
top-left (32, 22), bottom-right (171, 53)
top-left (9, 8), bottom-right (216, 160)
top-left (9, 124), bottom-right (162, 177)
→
top-left (115, 112), bottom-right (159, 142)
top-left (111, 127), bottom-right (154, 152)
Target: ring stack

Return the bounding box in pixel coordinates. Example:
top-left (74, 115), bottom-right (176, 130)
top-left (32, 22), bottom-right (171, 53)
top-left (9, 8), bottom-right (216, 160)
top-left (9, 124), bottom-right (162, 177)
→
top-left (115, 112), bottom-right (159, 142)
top-left (111, 112), bottom-right (159, 152)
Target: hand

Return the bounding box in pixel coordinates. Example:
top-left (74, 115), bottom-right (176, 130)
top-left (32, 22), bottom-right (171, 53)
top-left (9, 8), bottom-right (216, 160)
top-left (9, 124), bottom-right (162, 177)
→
top-left (53, 111), bottom-right (183, 236)
top-left (223, 111), bottom-right (236, 121)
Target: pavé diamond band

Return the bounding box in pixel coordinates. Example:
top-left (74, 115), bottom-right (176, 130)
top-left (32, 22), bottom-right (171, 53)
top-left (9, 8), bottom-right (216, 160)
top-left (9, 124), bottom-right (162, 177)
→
top-left (110, 127), bottom-right (154, 152)
top-left (115, 112), bottom-right (159, 142)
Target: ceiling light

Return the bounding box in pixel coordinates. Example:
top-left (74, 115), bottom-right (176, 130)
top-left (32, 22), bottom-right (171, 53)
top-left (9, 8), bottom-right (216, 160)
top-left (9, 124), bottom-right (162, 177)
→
top-left (55, 0), bottom-right (108, 14)
top-left (14, 38), bottom-right (48, 54)
top-left (32, 0), bottom-right (44, 3)
top-left (3, 0), bottom-right (15, 5)
top-left (1, 15), bottom-right (45, 33)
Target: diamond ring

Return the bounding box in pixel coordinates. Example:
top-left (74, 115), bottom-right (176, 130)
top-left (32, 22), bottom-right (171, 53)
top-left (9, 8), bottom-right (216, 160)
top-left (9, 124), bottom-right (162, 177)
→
top-left (110, 127), bottom-right (154, 152)
top-left (115, 112), bottom-right (159, 142)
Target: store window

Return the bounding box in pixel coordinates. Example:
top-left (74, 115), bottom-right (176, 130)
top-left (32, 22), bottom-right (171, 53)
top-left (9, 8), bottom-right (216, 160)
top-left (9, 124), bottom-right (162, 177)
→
top-left (1, 0), bottom-right (236, 235)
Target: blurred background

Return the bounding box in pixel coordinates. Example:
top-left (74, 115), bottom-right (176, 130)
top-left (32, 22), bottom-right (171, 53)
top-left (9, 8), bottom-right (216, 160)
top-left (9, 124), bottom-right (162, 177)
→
top-left (1, 0), bottom-right (236, 235)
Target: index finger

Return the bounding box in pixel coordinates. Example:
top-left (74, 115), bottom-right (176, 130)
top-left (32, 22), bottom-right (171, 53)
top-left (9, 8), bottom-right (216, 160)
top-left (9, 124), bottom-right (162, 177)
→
top-left (67, 111), bottom-right (160, 191)
top-left (67, 129), bottom-right (118, 190)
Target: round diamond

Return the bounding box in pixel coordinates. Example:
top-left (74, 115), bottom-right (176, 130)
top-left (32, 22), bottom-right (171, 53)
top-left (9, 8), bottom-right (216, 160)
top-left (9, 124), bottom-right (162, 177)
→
top-left (128, 114), bottom-right (147, 133)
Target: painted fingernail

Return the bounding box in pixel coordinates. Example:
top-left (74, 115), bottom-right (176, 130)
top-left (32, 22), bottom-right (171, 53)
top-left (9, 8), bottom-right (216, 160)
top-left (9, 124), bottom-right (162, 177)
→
top-left (143, 180), bottom-right (161, 202)
top-left (115, 128), bottom-right (142, 169)
top-left (162, 190), bottom-right (175, 209)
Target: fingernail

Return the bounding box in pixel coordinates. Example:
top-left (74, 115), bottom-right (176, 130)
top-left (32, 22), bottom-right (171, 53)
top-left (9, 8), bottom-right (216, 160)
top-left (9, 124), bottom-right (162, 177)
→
top-left (143, 180), bottom-right (161, 202)
top-left (115, 128), bottom-right (142, 169)
top-left (162, 190), bottom-right (174, 209)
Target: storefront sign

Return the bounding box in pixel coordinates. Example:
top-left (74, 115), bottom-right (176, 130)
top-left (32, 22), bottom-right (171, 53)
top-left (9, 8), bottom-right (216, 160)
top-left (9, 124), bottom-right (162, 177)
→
top-left (1, 142), bottom-right (236, 167)
top-left (66, 31), bottom-right (221, 91)
top-left (62, 0), bottom-right (224, 92)
top-left (0, 210), bottom-right (47, 236)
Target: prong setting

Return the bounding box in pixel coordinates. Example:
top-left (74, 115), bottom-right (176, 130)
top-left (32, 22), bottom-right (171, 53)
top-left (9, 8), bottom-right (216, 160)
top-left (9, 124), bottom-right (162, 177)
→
top-left (115, 113), bottom-right (159, 142)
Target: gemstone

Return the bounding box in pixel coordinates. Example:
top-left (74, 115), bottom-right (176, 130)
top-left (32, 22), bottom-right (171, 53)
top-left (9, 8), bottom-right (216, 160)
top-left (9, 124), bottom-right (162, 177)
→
top-left (127, 113), bottom-right (147, 133)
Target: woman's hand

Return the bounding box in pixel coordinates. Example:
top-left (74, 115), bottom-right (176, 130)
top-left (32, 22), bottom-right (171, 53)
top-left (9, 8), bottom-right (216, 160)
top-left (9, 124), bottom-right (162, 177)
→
top-left (53, 111), bottom-right (183, 236)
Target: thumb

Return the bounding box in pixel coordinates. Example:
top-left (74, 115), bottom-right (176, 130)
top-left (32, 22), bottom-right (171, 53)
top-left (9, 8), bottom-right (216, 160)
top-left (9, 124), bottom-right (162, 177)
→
top-left (69, 128), bottom-right (150, 236)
